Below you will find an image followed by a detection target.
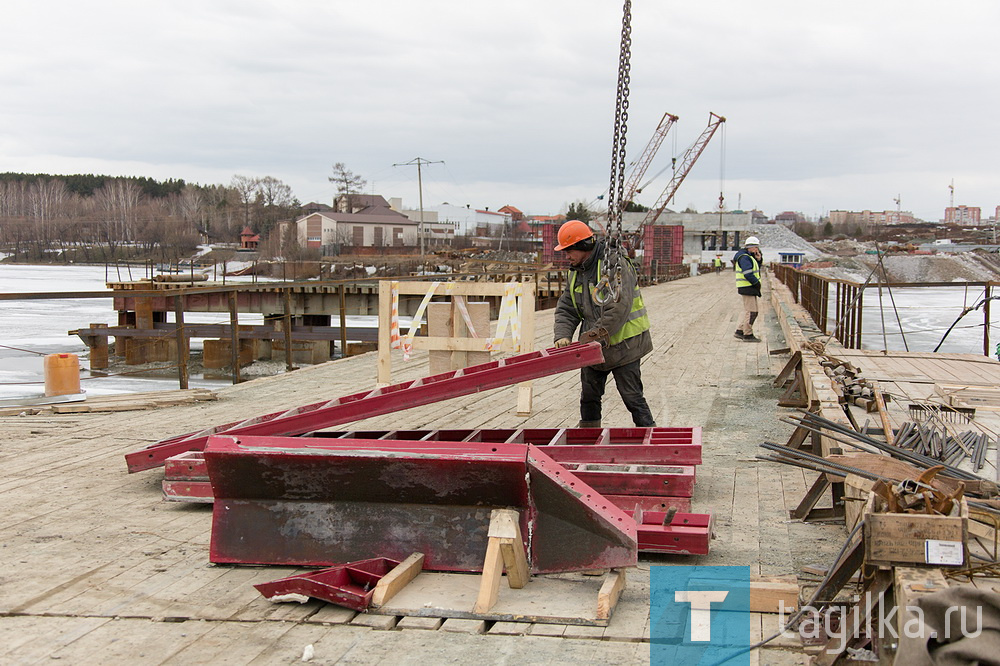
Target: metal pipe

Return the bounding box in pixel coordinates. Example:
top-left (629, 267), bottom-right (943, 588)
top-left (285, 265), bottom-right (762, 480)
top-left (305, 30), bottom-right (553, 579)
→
top-left (789, 412), bottom-right (982, 481)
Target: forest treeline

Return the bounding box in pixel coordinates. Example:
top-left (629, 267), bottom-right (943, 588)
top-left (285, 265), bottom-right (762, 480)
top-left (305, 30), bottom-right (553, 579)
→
top-left (0, 172), bottom-right (305, 264)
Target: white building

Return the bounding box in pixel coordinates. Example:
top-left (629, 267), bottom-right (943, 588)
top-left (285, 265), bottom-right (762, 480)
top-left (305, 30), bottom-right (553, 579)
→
top-left (296, 195), bottom-right (417, 253)
top-left (426, 203), bottom-right (512, 235)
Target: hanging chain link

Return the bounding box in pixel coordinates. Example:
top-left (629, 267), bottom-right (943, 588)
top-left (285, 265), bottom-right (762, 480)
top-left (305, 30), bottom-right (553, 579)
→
top-left (595, 0), bottom-right (631, 306)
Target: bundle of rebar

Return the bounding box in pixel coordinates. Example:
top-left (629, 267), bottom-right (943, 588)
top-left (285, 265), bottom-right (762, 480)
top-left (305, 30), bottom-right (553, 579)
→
top-left (781, 411), bottom-right (985, 483)
top-left (892, 421), bottom-right (991, 471)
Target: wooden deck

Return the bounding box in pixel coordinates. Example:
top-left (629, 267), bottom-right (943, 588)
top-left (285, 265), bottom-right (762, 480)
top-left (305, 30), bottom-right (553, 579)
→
top-left (7, 269), bottom-right (996, 664)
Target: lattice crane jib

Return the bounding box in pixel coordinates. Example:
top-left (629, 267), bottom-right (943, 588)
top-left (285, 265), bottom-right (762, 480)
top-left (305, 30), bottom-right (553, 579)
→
top-left (639, 112), bottom-right (727, 234)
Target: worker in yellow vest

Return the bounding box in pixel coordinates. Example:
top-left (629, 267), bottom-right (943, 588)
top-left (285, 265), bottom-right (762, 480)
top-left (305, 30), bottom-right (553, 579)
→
top-left (552, 220), bottom-right (655, 427)
top-left (713, 254), bottom-right (724, 274)
top-left (734, 236), bottom-right (763, 342)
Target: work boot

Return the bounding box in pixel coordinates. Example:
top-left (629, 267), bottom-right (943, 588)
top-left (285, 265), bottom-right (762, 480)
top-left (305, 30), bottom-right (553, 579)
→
top-left (734, 330), bottom-right (746, 339)
top-left (577, 420), bottom-right (602, 428)
top-left (741, 334), bottom-right (761, 343)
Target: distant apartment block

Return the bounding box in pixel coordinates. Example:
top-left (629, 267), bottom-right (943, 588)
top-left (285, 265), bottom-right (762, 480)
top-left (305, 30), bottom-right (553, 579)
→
top-left (828, 209), bottom-right (918, 227)
top-left (944, 205), bottom-right (982, 226)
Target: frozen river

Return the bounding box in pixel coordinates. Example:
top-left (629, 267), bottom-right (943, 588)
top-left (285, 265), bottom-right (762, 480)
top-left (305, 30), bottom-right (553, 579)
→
top-left (0, 264), bottom-right (250, 401)
top-left (1, 264), bottom-right (996, 402)
top-left (846, 283), bottom-right (998, 356)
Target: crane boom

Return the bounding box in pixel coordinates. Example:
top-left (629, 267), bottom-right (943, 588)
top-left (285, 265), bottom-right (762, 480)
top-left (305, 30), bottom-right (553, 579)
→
top-left (622, 112), bottom-right (679, 207)
top-left (639, 112), bottom-right (726, 230)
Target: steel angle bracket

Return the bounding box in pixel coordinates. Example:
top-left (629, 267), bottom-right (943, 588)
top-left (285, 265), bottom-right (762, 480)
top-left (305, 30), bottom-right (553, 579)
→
top-left (204, 435), bottom-right (636, 573)
top-left (525, 447), bottom-right (638, 572)
top-left (254, 557), bottom-right (401, 611)
top-left (127, 342), bottom-right (604, 473)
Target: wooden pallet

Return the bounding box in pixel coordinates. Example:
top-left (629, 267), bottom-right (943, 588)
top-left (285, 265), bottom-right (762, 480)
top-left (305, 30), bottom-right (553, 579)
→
top-left (368, 570), bottom-right (626, 626)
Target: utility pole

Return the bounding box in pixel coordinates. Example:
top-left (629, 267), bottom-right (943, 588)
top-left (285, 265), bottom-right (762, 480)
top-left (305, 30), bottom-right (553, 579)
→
top-left (393, 157), bottom-right (444, 262)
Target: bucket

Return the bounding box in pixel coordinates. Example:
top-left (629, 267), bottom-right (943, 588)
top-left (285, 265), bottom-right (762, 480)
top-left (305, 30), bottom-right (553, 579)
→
top-left (44, 353), bottom-right (81, 397)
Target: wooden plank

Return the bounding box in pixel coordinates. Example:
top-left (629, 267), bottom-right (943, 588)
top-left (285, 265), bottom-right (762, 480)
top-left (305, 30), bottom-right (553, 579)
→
top-left (161, 619), bottom-right (297, 664)
top-left (597, 569), bottom-right (626, 620)
top-left (473, 537), bottom-right (504, 614)
top-left (894, 567), bottom-right (948, 643)
top-left (0, 616), bottom-right (111, 663)
top-left (44, 616), bottom-right (216, 663)
top-left (372, 552), bottom-right (425, 608)
top-left (372, 572), bottom-right (615, 626)
top-left (490, 509), bottom-right (529, 590)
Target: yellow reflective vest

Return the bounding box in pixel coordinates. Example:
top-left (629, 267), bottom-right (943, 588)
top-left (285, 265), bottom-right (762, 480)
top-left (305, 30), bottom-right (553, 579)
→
top-left (569, 259), bottom-right (651, 346)
top-left (735, 253), bottom-right (760, 289)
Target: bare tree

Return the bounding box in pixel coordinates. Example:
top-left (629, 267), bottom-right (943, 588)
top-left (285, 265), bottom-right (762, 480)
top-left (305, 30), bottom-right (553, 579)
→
top-left (329, 163), bottom-right (366, 212)
top-left (28, 178), bottom-right (69, 243)
top-left (94, 179), bottom-right (142, 251)
top-left (230, 174), bottom-right (261, 227)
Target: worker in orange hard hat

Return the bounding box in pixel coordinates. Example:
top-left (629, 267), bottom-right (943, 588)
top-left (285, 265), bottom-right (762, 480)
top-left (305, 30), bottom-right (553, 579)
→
top-left (553, 219), bottom-right (595, 251)
top-left (552, 220), bottom-right (655, 428)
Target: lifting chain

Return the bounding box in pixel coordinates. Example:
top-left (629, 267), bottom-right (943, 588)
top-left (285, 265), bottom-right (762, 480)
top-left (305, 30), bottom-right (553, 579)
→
top-left (594, 0), bottom-right (631, 307)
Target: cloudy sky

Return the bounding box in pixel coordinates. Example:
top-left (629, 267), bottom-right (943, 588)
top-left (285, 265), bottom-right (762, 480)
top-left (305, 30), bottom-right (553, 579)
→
top-left (1, 1), bottom-right (997, 222)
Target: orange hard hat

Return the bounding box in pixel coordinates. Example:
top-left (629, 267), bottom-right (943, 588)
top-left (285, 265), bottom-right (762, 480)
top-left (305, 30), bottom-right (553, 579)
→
top-left (554, 220), bottom-right (594, 251)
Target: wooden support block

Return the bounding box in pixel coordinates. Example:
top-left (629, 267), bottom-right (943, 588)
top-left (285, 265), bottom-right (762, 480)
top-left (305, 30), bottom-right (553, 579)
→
top-left (748, 577), bottom-right (799, 613)
top-left (895, 567), bottom-right (948, 645)
top-left (307, 605), bottom-right (356, 625)
top-left (371, 552), bottom-right (424, 608)
top-left (439, 618), bottom-right (487, 634)
top-left (473, 537), bottom-right (504, 614)
top-left (474, 509), bottom-right (529, 615)
top-left (528, 623), bottom-right (567, 637)
top-left (490, 510), bottom-right (529, 590)
top-left (488, 621), bottom-right (528, 636)
top-left (597, 569), bottom-right (626, 620)
top-left (563, 625), bottom-right (608, 640)
top-left (843, 474), bottom-right (875, 532)
top-left (350, 613), bottom-right (398, 630)
top-left (686, 576), bottom-right (799, 613)
top-left (396, 616), bottom-right (443, 631)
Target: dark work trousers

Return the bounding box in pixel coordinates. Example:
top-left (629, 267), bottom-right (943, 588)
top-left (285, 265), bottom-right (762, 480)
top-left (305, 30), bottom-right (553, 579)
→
top-left (579, 359), bottom-right (656, 427)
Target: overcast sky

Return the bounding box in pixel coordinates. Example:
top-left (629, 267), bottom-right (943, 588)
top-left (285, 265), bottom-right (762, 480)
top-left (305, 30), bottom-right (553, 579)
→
top-left (2, 1), bottom-right (997, 222)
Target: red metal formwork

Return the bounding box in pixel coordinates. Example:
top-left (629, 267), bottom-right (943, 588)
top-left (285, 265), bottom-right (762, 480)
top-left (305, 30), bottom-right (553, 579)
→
top-left (631, 512), bottom-right (712, 555)
top-left (559, 462), bottom-right (697, 497)
top-left (204, 435), bottom-right (637, 574)
top-left (603, 494), bottom-right (692, 513)
top-left (254, 557), bottom-right (401, 611)
top-left (309, 427), bottom-right (702, 465)
top-left (126, 342), bottom-right (605, 473)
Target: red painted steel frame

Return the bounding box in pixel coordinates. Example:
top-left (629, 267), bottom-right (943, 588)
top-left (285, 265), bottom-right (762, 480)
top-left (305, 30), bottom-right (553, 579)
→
top-left (312, 427), bottom-right (702, 465)
top-left (205, 435), bottom-right (636, 573)
top-left (254, 557), bottom-right (401, 611)
top-left (127, 343), bottom-right (604, 473)
top-left (631, 512), bottom-right (712, 555)
top-left (560, 463), bottom-right (697, 497)
top-left (162, 479), bottom-right (214, 503)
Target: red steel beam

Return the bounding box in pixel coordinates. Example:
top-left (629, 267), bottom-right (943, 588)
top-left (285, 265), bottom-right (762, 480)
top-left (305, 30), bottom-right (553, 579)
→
top-left (603, 494), bottom-right (692, 514)
top-left (308, 427), bottom-right (702, 465)
top-left (630, 512), bottom-right (713, 555)
top-left (559, 463), bottom-right (697, 497)
top-left (126, 342), bottom-right (604, 473)
top-left (204, 435), bottom-right (637, 573)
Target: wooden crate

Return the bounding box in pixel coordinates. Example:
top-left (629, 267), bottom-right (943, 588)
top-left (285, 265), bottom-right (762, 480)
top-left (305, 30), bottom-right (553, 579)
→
top-left (863, 494), bottom-right (968, 568)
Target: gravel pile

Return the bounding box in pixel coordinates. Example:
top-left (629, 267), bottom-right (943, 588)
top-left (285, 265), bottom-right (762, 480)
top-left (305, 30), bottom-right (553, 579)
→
top-left (748, 225), bottom-right (821, 259)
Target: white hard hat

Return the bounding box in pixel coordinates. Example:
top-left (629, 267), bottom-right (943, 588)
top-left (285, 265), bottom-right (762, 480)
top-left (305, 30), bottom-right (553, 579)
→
top-left (745, 236), bottom-right (760, 246)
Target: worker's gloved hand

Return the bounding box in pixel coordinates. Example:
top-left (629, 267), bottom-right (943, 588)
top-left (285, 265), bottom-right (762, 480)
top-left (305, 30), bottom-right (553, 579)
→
top-left (554, 338), bottom-right (572, 348)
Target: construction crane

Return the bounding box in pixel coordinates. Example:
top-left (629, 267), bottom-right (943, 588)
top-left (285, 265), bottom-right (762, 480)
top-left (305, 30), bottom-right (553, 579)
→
top-left (594, 112), bottom-right (678, 227)
top-left (637, 112), bottom-right (726, 233)
top-left (622, 112), bottom-right (679, 208)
